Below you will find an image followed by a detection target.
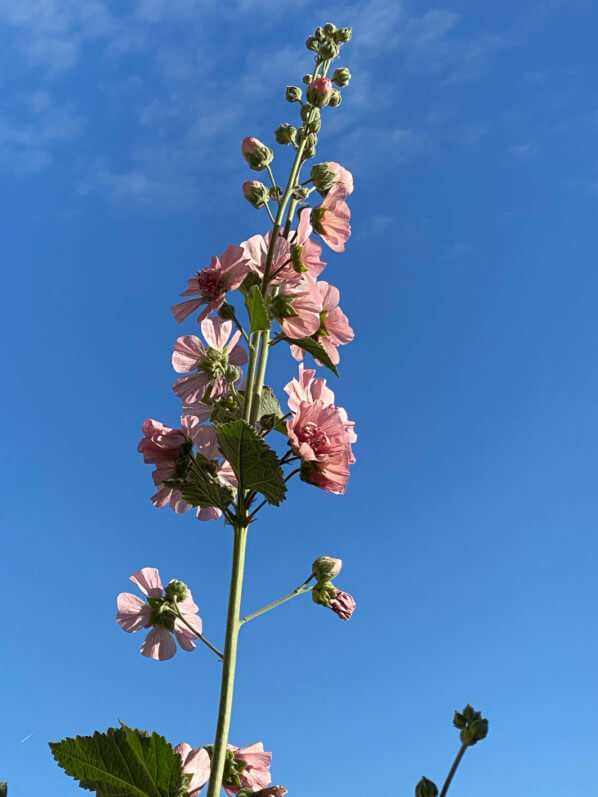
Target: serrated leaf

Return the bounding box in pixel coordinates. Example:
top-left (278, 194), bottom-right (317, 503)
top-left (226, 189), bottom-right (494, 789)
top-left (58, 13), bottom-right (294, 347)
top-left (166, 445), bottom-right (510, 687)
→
top-left (244, 285), bottom-right (269, 333)
top-left (259, 386), bottom-right (287, 433)
top-left (285, 336), bottom-right (339, 376)
top-left (214, 420), bottom-right (286, 505)
top-left (49, 724), bottom-right (185, 796)
top-left (167, 459), bottom-right (234, 511)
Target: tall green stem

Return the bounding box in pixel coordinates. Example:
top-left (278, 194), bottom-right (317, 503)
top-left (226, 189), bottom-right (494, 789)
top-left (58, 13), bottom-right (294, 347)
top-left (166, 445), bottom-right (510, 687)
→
top-left (205, 525), bottom-right (248, 797)
top-left (439, 744), bottom-right (467, 797)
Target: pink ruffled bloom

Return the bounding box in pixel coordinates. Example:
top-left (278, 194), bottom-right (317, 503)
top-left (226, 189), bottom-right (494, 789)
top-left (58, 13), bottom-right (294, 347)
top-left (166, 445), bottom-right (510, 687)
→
top-left (241, 232), bottom-right (292, 285)
top-left (329, 588), bottom-right (356, 620)
top-left (171, 244), bottom-right (248, 323)
top-left (173, 317), bottom-right (247, 404)
top-left (284, 363), bottom-right (335, 413)
top-left (290, 281), bottom-right (354, 366)
top-left (326, 161), bottom-right (354, 195)
top-left (275, 278), bottom-right (322, 339)
top-left (174, 743), bottom-right (211, 797)
top-left (311, 185), bottom-right (351, 253)
top-left (287, 399), bottom-right (355, 494)
top-left (116, 567), bottom-right (203, 661)
top-left (225, 743), bottom-right (272, 796)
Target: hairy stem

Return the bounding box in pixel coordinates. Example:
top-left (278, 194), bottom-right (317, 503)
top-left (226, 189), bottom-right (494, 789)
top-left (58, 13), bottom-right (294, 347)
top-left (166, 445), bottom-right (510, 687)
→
top-left (439, 744), bottom-right (467, 797)
top-left (205, 525), bottom-right (248, 797)
top-left (173, 610), bottom-right (224, 660)
top-left (241, 580), bottom-right (313, 625)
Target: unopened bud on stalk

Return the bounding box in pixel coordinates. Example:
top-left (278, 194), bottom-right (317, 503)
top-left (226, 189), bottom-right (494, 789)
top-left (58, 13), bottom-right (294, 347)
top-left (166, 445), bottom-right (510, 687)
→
top-left (415, 776), bottom-right (439, 797)
top-left (319, 39), bottom-right (339, 60)
top-left (329, 89), bottom-right (342, 107)
top-left (302, 73), bottom-right (312, 84)
top-left (311, 163), bottom-right (335, 193)
top-left (314, 26), bottom-right (325, 42)
top-left (296, 128), bottom-right (318, 159)
top-left (312, 556), bottom-right (343, 580)
top-left (335, 26), bottom-right (353, 43)
top-left (323, 22), bottom-right (337, 35)
top-left (293, 186), bottom-right (310, 200)
top-left (225, 365), bottom-right (242, 384)
top-left (332, 67), bottom-right (351, 87)
top-left (164, 579), bottom-right (188, 603)
top-left (453, 704), bottom-right (489, 746)
top-left (269, 185), bottom-right (283, 202)
top-left (312, 579), bottom-right (337, 606)
top-left (275, 123), bottom-right (296, 146)
top-left (241, 137), bottom-right (274, 171)
top-left (305, 35), bottom-right (318, 51)
top-left (242, 180), bottom-right (269, 208)
top-left (305, 108), bottom-right (321, 133)
top-left (306, 77), bottom-right (333, 107)
top-left (285, 85), bottom-right (302, 103)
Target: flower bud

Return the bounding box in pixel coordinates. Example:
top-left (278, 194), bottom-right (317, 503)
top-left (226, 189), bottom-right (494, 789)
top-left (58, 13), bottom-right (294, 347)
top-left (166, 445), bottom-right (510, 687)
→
top-left (296, 129), bottom-right (317, 159)
top-left (332, 67), bottom-right (351, 87)
top-left (241, 137), bottom-right (274, 171)
top-left (302, 73), bottom-right (312, 84)
top-left (218, 302), bottom-right (236, 321)
top-left (454, 704), bottom-right (489, 747)
top-left (319, 39), bottom-right (339, 60)
top-left (305, 35), bottom-right (318, 52)
top-left (275, 123), bottom-right (296, 146)
top-left (329, 588), bottom-right (356, 620)
top-left (328, 89), bottom-right (342, 107)
top-left (285, 85), bottom-right (302, 103)
top-left (415, 776), bottom-right (439, 797)
top-left (301, 105), bottom-right (321, 133)
top-left (306, 77), bottom-right (333, 108)
top-left (311, 163), bottom-right (335, 193)
top-left (323, 22), bottom-right (337, 35)
top-left (314, 26), bottom-right (325, 42)
top-left (292, 186), bottom-right (310, 201)
top-left (242, 180), bottom-right (269, 208)
top-left (164, 579), bottom-right (188, 603)
top-left (269, 185), bottom-right (283, 202)
top-left (225, 365), bottom-right (242, 384)
top-left (335, 27), bottom-right (352, 43)
top-left (312, 579), bottom-right (337, 607)
top-left (312, 556), bottom-right (343, 580)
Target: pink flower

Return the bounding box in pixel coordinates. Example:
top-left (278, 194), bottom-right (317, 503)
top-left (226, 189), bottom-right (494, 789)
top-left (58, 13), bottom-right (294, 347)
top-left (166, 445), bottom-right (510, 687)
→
top-left (174, 744), bottom-right (211, 797)
top-left (284, 363), bottom-right (335, 413)
top-left (307, 77), bottom-right (333, 107)
top-left (287, 400), bottom-right (355, 494)
top-left (288, 208), bottom-right (327, 281)
top-left (241, 232), bottom-right (292, 285)
top-left (116, 568), bottom-right (204, 661)
top-left (173, 317), bottom-right (247, 404)
top-left (225, 742), bottom-right (272, 796)
top-left (311, 186), bottom-right (351, 253)
top-left (171, 245), bottom-right (249, 323)
top-left (271, 278), bottom-right (322, 339)
top-left (329, 588), bottom-right (356, 620)
top-left (326, 161), bottom-right (354, 195)
top-left (290, 281), bottom-right (353, 365)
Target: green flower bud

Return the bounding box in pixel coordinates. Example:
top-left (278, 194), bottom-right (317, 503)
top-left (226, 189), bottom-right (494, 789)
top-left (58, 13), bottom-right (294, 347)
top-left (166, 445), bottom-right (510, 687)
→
top-left (218, 302), bottom-right (236, 321)
top-left (165, 579), bottom-right (188, 603)
top-left (225, 365), bottom-right (242, 384)
top-left (305, 35), bottom-right (318, 52)
top-left (292, 186), bottom-right (310, 200)
top-left (314, 26), bottom-right (325, 42)
top-left (332, 67), bottom-right (351, 87)
top-left (303, 132), bottom-right (317, 159)
top-left (311, 162), bottom-right (335, 193)
top-left (301, 105), bottom-right (321, 132)
top-left (328, 89), bottom-right (342, 107)
top-left (275, 123), bottom-right (296, 146)
top-left (269, 185), bottom-right (283, 202)
top-left (323, 22), bottom-right (337, 35)
top-left (269, 293), bottom-right (298, 321)
top-left (302, 73), bottom-right (312, 84)
top-left (312, 579), bottom-right (337, 607)
top-left (415, 776), bottom-right (439, 797)
top-left (319, 39), bottom-right (339, 60)
top-left (312, 556), bottom-right (343, 580)
top-left (285, 85), bottom-right (302, 103)
top-left (242, 179), bottom-right (270, 208)
top-left (241, 137), bottom-right (273, 171)
top-left (454, 704), bottom-right (489, 747)
top-left (335, 27), bottom-right (353, 43)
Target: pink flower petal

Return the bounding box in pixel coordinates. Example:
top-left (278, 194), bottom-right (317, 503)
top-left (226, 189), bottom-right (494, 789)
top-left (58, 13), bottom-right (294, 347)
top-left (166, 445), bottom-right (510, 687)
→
top-left (130, 567), bottom-right (163, 598)
top-left (140, 626), bottom-right (177, 660)
top-left (116, 593), bottom-right (151, 632)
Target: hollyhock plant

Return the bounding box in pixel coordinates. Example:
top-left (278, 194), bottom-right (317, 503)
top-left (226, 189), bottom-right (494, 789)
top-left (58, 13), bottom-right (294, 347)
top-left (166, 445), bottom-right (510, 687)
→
top-left (311, 184), bottom-right (351, 252)
top-left (290, 280), bottom-right (353, 365)
top-left (174, 743), bottom-right (211, 797)
top-left (116, 568), bottom-right (204, 660)
top-left (284, 363), bottom-right (335, 411)
top-left (173, 317), bottom-right (248, 404)
top-left (171, 244), bottom-right (249, 323)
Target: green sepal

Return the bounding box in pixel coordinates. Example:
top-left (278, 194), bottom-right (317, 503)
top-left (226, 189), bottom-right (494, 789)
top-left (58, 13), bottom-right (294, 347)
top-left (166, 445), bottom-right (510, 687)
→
top-left (49, 722), bottom-right (186, 796)
top-left (244, 285), bottom-right (270, 333)
top-left (284, 336), bottom-right (339, 376)
top-left (214, 419), bottom-right (286, 505)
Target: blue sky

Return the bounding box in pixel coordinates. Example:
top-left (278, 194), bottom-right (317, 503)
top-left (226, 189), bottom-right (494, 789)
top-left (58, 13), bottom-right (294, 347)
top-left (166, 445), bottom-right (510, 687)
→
top-left (2, 0), bottom-right (598, 794)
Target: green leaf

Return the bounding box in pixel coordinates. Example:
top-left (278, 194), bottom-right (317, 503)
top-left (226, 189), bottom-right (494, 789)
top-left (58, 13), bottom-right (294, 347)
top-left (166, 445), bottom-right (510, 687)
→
top-left (285, 336), bottom-right (339, 376)
top-left (244, 285), bottom-right (269, 333)
top-left (167, 458), bottom-right (234, 512)
top-left (49, 723), bottom-right (185, 796)
top-left (259, 386), bottom-right (287, 434)
top-left (214, 420), bottom-right (286, 505)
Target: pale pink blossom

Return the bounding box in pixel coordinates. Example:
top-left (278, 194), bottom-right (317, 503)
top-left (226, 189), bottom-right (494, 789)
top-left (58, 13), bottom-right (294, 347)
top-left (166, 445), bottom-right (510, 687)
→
top-left (272, 279), bottom-right (322, 339)
top-left (311, 185), bottom-right (351, 253)
top-left (174, 743), bottom-right (211, 797)
top-left (289, 208), bottom-right (327, 281)
top-left (284, 363), bottom-right (335, 413)
top-left (329, 588), bottom-right (356, 620)
top-left (173, 317), bottom-right (247, 404)
top-left (116, 567), bottom-right (204, 661)
top-left (287, 400), bottom-right (355, 494)
top-left (241, 232), bottom-right (292, 285)
top-left (290, 280), bottom-right (353, 366)
top-left (225, 742), bottom-right (272, 796)
top-left (325, 161), bottom-right (354, 195)
top-left (171, 245), bottom-right (249, 323)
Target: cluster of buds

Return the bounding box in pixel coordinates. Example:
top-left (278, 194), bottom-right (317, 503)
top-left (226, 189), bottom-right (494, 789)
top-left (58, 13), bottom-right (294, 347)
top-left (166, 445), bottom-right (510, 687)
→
top-left (305, 22), bottom-right (352, 61)
top-left (453, 703), bottom-right (489, 746)
top-left (311, 556), bottom-right (356, 620)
